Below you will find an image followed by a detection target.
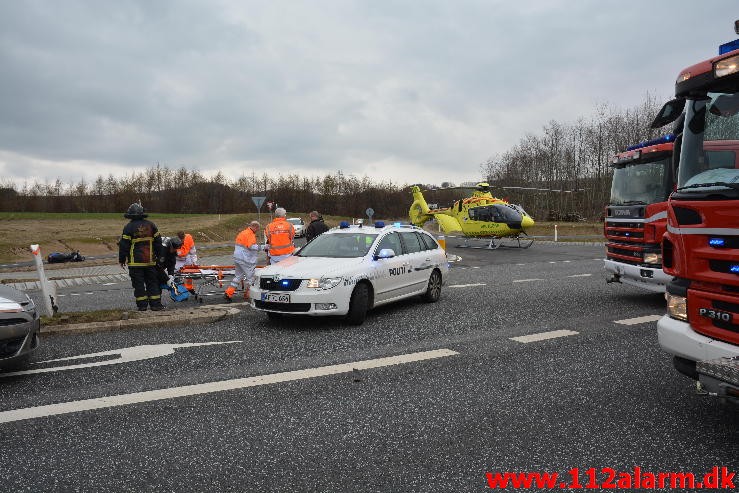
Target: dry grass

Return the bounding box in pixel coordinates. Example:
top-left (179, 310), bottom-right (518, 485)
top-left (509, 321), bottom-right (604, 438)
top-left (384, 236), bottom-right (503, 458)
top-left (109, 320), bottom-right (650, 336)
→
top-left (0, 212), bottom-right (603, 264)
top-left (41, 309), bottom-right (128, 326)
top-left (0, 212), bottom-right (354, 264)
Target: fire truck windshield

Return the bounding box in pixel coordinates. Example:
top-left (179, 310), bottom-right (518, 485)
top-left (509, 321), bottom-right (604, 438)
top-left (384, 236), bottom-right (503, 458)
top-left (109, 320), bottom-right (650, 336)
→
top-left (610, 158), bottom-right (669, 205)
top-left (678, 92), bottom-right (739, 192)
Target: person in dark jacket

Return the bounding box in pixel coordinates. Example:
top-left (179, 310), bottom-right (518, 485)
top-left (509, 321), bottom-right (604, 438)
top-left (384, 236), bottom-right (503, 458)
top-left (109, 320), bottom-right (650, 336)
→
top-left (305, 211), bottom-right (329, 243)
top-left (159, 236), bottom-right (182, 276)
top-left (119, 203), bottom-right (165, 311)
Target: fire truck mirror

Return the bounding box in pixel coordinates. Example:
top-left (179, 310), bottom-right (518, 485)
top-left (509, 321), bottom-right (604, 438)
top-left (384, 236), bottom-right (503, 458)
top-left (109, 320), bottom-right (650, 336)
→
top-left (651, 98), bottom-right (685, 129)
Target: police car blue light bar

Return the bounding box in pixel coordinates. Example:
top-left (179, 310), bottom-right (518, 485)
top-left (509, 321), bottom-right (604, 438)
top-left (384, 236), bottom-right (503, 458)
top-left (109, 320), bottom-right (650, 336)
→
top-left (625, 134), bottom-right (675, 151)
top-left (374, 221), bottom-right (385, 228)
top-left (709, 238), bottom-right (726, 247)
top-left (339, 221), bottom-right (350, 229)
top-left (730, 264), bottom-right (739, 274)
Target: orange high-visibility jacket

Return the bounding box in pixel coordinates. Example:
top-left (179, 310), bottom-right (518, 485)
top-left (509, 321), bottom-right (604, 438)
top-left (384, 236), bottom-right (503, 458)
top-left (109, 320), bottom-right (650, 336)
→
top-left (266, 217), bottom-right (295, 256)
top-left (177, 233), bottom-right (196, 257)
top-left (234, 228), bottom-right (260, 264)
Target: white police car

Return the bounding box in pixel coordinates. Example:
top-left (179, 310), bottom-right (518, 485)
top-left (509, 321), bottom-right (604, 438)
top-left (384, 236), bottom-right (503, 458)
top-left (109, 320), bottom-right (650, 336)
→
top-left (251, 222), bottom-right (449, 324)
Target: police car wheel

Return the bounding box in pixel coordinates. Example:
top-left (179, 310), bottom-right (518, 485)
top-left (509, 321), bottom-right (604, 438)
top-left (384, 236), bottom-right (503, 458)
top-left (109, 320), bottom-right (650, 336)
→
top-left (422, 270), bottom-right (442, 303)
top-left (346, 283), bottom-right (369, 325)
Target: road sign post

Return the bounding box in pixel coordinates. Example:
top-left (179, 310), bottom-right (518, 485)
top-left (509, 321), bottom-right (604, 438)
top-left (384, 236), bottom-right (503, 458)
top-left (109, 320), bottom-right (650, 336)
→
top-left (252, 196), bottom-right (266, 223)
top-left (366, 207), bottom-right (375, 221)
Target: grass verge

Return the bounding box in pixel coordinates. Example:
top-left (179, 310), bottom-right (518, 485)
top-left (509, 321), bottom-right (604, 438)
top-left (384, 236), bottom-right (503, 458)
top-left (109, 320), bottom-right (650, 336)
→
top-left (41, 309), bottom-right (130, 326)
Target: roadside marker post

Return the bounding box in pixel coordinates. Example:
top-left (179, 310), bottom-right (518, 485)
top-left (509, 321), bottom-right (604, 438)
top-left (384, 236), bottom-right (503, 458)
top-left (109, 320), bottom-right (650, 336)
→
top-left (30, 244), bottom-right (57, 316)
top-left (252, 196), bottom-right (266, 223)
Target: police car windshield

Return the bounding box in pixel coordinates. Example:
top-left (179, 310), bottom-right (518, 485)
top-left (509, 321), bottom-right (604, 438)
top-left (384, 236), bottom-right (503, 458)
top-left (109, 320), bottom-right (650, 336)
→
top-left (287, 218), bottom-right (302, 224)
top-left (298, 232), bottom-right (378, 258)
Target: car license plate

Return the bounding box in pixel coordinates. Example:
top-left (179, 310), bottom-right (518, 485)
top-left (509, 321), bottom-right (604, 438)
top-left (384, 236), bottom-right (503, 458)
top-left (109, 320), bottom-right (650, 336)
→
top-left (698, 308), bottom-right (733, 323)
top-left (262, 292), bottom-right (290, 303)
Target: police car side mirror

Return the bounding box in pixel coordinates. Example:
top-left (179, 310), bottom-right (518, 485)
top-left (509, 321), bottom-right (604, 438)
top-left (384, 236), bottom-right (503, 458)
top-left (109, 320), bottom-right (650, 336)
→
top-left (375, 248), bottom-right (396, 260)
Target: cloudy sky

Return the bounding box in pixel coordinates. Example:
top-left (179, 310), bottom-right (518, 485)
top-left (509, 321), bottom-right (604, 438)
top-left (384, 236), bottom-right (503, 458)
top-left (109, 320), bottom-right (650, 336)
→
top-left (0, 1), bottom-right (736, 188)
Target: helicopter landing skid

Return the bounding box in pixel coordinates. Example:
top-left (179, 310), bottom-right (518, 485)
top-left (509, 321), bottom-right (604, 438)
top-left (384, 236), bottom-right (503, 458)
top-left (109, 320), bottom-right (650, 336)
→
top-left (456, 234), bottom-right (534, 250)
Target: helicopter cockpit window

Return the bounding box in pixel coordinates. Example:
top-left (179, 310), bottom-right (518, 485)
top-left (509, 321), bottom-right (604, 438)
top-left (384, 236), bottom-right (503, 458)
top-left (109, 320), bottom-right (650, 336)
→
top-left (399, 232), bottom-right (423, 254)
top-left (469, 205), bottom-right (521, 223)
top-left (469, 206), bottom-right (497, 222)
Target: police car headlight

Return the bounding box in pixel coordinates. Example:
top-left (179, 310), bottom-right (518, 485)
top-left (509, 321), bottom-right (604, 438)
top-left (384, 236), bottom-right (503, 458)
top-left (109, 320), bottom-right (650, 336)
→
top-left (308, 277), bottom-right (342, 289)
top-left (666, 293), bottom-right (688, 321)
top-left (643, 252), bottom-right (662, 265)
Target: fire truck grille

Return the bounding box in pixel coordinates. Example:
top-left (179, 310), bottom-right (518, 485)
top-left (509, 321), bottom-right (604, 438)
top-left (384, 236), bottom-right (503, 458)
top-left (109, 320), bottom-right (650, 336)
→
top-left (606, 221), bottom-right (644, 229)
top-left (709, 300), bottom-right (739, 333)
top-left (606, 246), bottom-right (643, 263)
top-left (709, 260), bottom-right (739, 275)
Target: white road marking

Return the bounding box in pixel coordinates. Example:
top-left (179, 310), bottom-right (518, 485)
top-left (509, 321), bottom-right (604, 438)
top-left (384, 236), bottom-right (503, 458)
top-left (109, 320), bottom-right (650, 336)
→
top-left (614, 315), bottom-right (662, 325)
top-left (448, 283), bottom-right (487, 288)
top-left (102, 282), bottom-right (117, 286)
top-left (1, 341), bottom-right (242, 377)
top-left (510, 329), bottom-right (579, 343)
top-left (566, 273), bottom-right (592, 278)
top-left (0, 348), bottom-right (459, 424)
top-left (512, 278), bottom-right (544, 283)
top-left (70, 293), bottom-right (81, 296)
top-left (516, 263), bottom-right (526, 266)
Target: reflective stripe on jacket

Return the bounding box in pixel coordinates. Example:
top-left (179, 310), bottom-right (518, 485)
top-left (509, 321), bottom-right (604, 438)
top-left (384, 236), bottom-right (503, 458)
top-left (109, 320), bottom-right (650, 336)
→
top-left (266, 218), bottom-right (295, 256)
top-left (119, 219), bottom-right (161, 267)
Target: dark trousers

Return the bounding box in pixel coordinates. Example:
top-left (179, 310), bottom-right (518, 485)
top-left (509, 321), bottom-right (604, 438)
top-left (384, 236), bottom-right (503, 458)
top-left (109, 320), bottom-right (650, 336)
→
top-left (128, 266), bottom-right (163, 309)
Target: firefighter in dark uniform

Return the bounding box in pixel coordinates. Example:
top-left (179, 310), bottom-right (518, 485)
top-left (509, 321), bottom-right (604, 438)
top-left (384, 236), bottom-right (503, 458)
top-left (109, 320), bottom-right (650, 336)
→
top-left (119, 203), bottom-right (165, 311)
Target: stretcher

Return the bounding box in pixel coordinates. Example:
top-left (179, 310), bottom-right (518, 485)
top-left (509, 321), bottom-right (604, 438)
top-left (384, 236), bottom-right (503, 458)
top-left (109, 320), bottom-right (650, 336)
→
top-left (175, 264), bottom-right (237, 301)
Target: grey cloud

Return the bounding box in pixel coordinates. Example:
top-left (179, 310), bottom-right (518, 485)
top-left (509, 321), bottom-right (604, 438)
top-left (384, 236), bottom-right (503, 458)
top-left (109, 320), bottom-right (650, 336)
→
top-left (0, 0), bottom-right (736, 186)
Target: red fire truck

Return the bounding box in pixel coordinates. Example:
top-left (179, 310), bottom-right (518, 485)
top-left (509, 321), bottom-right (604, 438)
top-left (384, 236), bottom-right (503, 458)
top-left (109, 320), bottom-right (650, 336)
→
top-left (604, 136), bottom-right (731, 293)
top-left (653, 23), bottom-right (739, 403)
top-left (604, 136), bottom-right (676, 292)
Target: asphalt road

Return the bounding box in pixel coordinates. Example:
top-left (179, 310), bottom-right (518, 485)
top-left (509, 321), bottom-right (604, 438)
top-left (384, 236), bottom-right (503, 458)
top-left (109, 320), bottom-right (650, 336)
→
top-left (1, 242), bottom-right (737, 492)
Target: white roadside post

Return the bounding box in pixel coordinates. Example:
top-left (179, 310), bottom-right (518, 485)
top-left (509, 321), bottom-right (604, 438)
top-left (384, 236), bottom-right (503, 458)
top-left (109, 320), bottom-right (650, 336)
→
top-left (30, 245), bottom-right (57, 317)
top-left (554, 224), bottom-right (558, 242)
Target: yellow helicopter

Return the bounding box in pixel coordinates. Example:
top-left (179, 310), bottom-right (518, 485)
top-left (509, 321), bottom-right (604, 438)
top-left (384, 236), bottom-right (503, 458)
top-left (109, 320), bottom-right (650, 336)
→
top-left (409, 182), bottom-right (536, 249)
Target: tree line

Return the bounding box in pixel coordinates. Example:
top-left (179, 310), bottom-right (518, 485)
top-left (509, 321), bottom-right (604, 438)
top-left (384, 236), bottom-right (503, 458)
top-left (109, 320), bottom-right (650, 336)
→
top-left (481, 93), bottom-right (668, 220)
top-left (0, 93), bottom-right (669, 221)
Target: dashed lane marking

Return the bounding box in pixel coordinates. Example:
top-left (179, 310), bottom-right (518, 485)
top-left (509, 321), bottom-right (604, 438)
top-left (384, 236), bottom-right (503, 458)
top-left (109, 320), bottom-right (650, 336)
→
top-left (614, 315), bottom-right (662, 325)
top-left (510, 330), bottom-right (579, 343)
top-left (0, 348), bottom-right (458, 424)
top-left (448, 283), bottom-right (487, 288)
top-left (512, 278), bottom-right (545, 283)
top-left (566, 273), bottom-right (592, 278)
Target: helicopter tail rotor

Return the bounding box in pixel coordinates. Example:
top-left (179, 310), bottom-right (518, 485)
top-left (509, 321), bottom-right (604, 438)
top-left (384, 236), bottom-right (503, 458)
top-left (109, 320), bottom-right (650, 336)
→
top-left (409, 185), bottom-right (433, 226)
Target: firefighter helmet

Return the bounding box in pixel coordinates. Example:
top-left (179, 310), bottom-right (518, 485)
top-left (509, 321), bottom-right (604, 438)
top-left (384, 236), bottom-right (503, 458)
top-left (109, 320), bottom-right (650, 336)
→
top-left (124, 203), bottom-right (147, 219)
